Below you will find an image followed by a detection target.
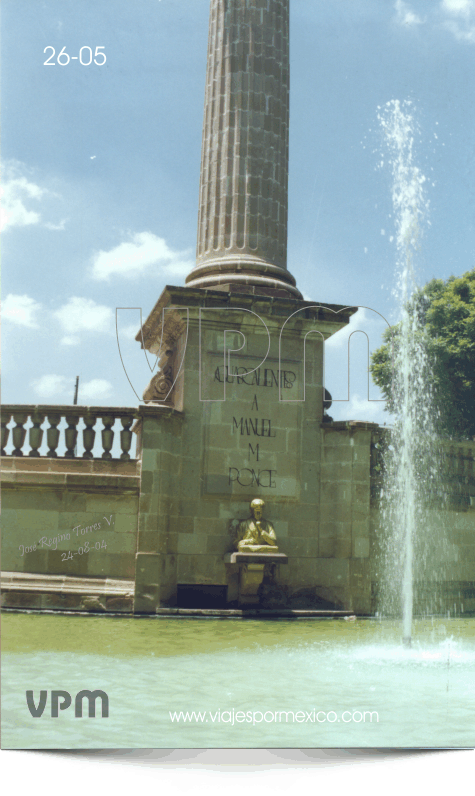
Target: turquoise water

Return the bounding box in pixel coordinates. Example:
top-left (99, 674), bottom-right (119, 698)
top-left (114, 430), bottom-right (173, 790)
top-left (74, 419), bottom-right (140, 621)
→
top-left (2, 614), bottom-right (474, 748)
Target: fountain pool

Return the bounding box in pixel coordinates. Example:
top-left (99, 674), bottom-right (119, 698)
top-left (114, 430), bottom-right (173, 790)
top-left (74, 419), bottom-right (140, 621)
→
top-left (2, 613), bottom-right (474, 748)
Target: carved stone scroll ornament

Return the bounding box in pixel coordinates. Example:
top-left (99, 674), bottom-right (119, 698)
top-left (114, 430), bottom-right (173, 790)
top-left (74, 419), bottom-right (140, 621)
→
top-left (143, 360), bottom-right (174, 403)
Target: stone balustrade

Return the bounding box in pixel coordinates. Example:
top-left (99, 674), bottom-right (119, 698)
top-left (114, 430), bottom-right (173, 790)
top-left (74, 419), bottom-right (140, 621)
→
top-left (370, 427), bottom-right (475, 506)
top-left (1, 405), bottom-right (140, 461)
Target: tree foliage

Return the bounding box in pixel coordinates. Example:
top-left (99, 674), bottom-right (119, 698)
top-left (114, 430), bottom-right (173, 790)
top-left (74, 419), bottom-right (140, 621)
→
top-left (370, 268), bottom-right (475, 439)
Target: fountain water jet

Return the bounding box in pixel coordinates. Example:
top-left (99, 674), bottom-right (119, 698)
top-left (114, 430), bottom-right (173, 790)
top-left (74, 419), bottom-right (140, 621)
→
top-left (377, 100), bottom-right (447, 646)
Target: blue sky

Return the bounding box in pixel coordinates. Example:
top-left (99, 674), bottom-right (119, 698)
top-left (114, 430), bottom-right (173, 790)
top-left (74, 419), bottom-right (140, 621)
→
top-left (2, 0), bottom-right (475, 424)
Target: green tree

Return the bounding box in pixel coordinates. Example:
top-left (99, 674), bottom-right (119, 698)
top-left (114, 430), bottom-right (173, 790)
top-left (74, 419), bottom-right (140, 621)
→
top-left (370, 268), bottom-right (475, 439)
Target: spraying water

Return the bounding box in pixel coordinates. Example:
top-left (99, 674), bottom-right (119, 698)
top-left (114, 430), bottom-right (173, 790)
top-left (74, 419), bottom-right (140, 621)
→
top-left (377, 100), bottom-right (447, 646)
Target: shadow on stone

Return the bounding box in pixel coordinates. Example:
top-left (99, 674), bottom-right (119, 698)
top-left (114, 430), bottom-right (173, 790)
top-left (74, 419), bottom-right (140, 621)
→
top-left (177, 584), bottom-right (228, 609)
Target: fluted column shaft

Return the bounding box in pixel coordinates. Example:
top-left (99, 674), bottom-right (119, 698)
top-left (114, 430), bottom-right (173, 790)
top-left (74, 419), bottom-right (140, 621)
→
top-left (186, 0), bottom-right (301, 297)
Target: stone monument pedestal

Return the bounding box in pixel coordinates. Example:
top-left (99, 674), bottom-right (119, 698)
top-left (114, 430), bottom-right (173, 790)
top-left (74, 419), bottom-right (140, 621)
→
top-left (224, 552), bottom-right (288, 606)
top-left (133, 285), bottom-right (355, 612)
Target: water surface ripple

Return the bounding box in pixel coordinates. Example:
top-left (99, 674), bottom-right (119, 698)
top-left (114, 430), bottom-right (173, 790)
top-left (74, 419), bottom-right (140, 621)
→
top-left (2, 614), bottom-right (474, 748)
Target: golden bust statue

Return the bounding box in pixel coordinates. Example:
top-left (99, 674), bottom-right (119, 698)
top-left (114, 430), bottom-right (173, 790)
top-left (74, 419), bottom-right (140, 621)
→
top-left (236, 498), bottom-right (278, 553)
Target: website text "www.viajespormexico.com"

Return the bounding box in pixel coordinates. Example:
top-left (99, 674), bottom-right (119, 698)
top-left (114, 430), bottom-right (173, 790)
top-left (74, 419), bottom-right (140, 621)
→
top-left (169, 709), bottom-right (379, 726)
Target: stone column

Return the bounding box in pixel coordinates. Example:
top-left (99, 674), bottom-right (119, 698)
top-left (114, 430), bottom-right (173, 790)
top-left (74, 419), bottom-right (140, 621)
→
top-left (186, 0), bottom-right (301, 298)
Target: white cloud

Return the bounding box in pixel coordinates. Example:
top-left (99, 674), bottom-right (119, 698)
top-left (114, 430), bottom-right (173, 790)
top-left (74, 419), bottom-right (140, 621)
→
top-left (441, 0), bottom-right (475, 40)
top-left (325, 308), bottom-right (384, 350)
top-left (54, 297), bottom-right (114, 341)
top-left (391, 0), bottom-right (475, 42)
top-left (330, 393), bottom-right (391, 426)
top-left (444, 19), bottom-right (475, 40)
top-left (44, 218), bottom-right (68, 231)
top-left (31, 374), bottom-right (71, 399)
top-left (0, 176), bottom-right (44, 231)
top-left (118, 323), bottom-right (142, 341)
top-left (395, 0), bottom-right (424, 26)
top-left (79, 379), bottom-right (113, 400)
top-left (324, 309), bottom-right (391, 409)
top-left (443, 18), bottom-right (475, 40)
top-left (442, 0), bottom-right (474, 15)
top-left (2, 294), bottom-right (42, 327)
top-left (0, 161), bottom-right (65, 232)
top-left (31, 374), bottom-right (113, 401)
top-left (90, 231), bottom-right (193, 281)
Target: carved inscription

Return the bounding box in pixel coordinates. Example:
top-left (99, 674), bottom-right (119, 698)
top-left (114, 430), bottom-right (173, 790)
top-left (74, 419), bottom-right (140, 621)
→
top-left (231, 417), bottom-right (276, 437)
top-left (227, 392), bottom-right (276, 489)
top-left (228, 467), bottom-right (277, 488)
top-left (249, 443), bottom-right (259, 461)
top-left (204, 351), bottom-right (300, 498)
top-left (214, 366), bottom-right (296, 389)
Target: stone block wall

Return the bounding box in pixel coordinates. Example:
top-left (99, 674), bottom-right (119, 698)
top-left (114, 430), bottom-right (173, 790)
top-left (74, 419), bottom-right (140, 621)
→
top-left (317, 422), bottom-right (376, 614)
top-left (2, 457), bottom-right (140, 581)
top-left (133, 411), bottom-right (379, 613)
top-left (134, 406), bottom-right (185, 611)
top-left (370, 506), bottom-right (475, 615)
top-left (369, 433), bottom-right (475, 615)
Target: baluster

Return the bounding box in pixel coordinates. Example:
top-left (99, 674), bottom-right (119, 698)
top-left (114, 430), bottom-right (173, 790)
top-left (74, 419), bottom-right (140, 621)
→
top-left (457, 448), bottom-right (464, 482)
top-left (46, 413), bottom-right (61, 457)
top-left (459, 447), bottom-right (466, 489)
top-left (120, 415), bottom-right (134, 461)
top-left (466, 447), bottom-right (474, 493)
top-left (101, 416), bottom-right (115, 459)
top-left (444, 446), bottom-right (452, 499)
top-left (1, 413), bottom-right (12, 456)
top-left (64, 415), bottom-right (79, 459)
top-left (28, 411), bottom-right (46, 457)
top-left (370, 443), bottom-right (378, 468)
top-left (462, 446), bottom-right (471, 504)
top-left (454, 447), bottom-right (461, 490)
top-left (12, 412), bottom-right (28, 456)
top-left (470, 449), bottom-right (475, 503)
top-left (447, 446), bottom-right (455, 487)
top-left (82, 412), bottom-right (97, 459)
top-left (442, 445), bottom-right (450, 483)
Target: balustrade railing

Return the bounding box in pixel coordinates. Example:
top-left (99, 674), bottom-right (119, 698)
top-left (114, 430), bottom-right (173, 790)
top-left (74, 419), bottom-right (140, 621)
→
top-left (1, 406), bottom-right (140, 461)
top-left (370, 428), bottom-right (475, 505)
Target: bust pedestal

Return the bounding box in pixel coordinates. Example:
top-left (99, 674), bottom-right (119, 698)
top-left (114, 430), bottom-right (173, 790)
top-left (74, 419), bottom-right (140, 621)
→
top-left (224, 552), bottom-right (288, 606)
